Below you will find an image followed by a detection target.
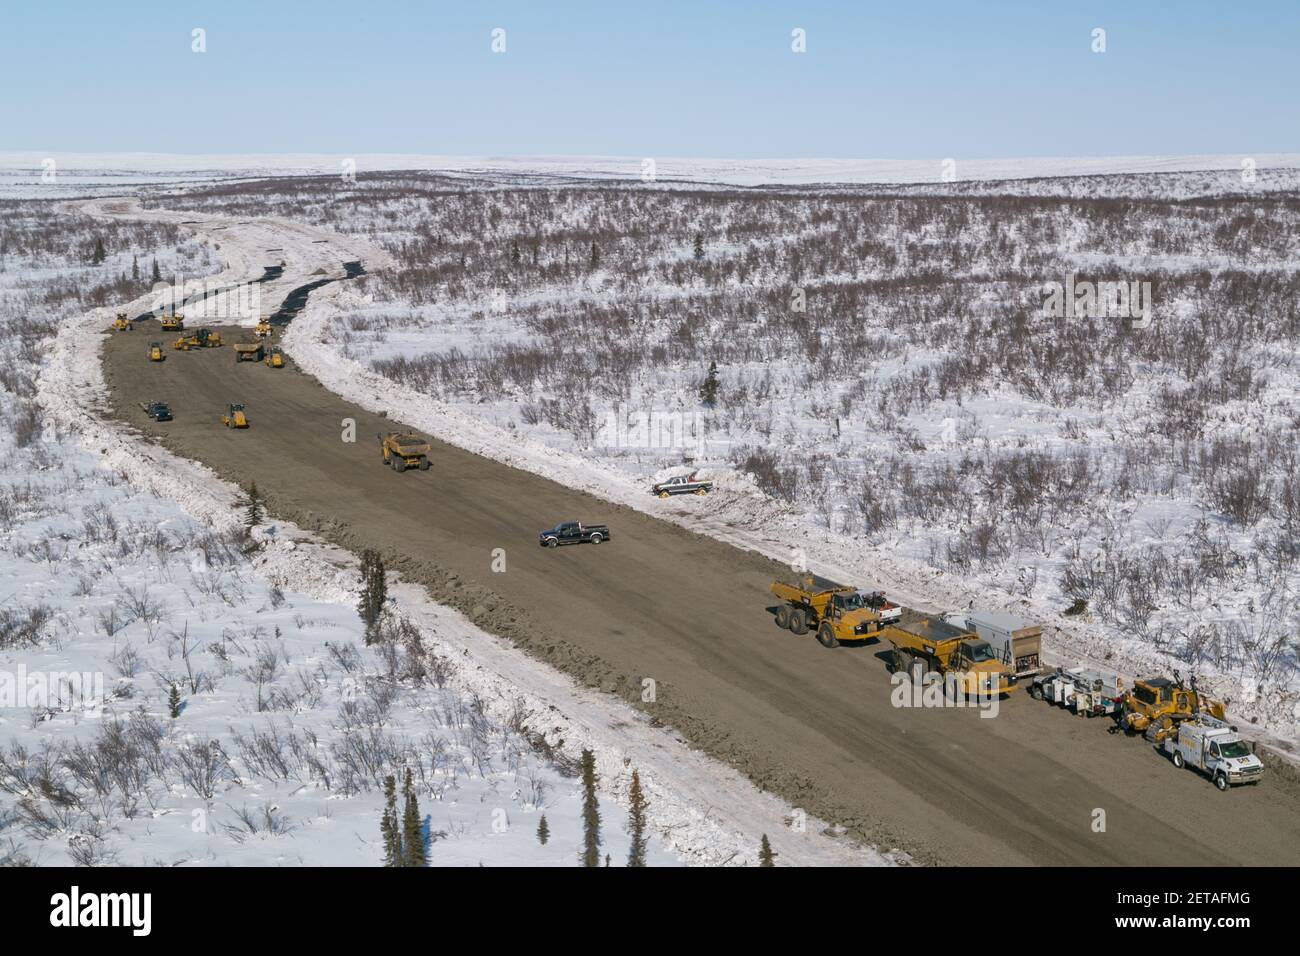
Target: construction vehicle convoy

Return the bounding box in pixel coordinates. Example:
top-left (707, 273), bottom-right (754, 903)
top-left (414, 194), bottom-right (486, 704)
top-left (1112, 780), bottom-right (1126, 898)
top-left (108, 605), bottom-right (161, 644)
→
top-left (111, 313), bottom-right (134, 332)
top-left (265, 346), bottom-right (285, 368)
top-left (1162, 715), bottom-right (1264, 790)
top-left (379, 432), bottom-right (432, 472)
top-left (160, 313), bottom-right (184, 331)
top-left (652, 471), bottom-right (713, 498)
top-left (770, 574), bottom-right (901, 647)
top-left (174, 328), bottom-right (223, 350)
top-left (884, 617), bottom-right (1016, 696)
top-left (233, 341), bottom-right (265, 363)
top-left (221, 403), bottom-right (249, 428)
top-left (538, 520), bottom-right (611, 547)
top-left (147, 341), bottom-right (165, 362)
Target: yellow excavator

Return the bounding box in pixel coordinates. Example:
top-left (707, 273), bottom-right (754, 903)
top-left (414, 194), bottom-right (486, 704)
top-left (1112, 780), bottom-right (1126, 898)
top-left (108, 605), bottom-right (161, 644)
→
top-left (221, 403), bottom-right (249, 429)
top-left (111, 312), bottom-right (134, 332)
top-left (147, 341), bottom-right (165, 362)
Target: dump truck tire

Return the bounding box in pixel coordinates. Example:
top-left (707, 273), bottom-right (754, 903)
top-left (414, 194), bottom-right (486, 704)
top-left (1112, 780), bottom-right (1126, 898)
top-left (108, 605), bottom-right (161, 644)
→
top-left (394, 459), bottom-right (406, 473)
top-left (775, 605), bottom-right (792, 629)
top-left (419, 457), bottom-right (431, 471)
top-left (890, 649), bottom-right (907, 673)
top-left (790, 609), bottom-right (808, 635)
top-left (816, 623), bottom-right (839, 648)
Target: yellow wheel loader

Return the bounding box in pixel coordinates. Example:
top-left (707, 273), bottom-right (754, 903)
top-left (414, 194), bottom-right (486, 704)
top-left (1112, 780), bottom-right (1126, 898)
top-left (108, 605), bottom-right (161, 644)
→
top-left (379, 432), bottom-right (432, 472)
top-left (222, 403), bottom-right (249, 429)
top-left (265, 346), bottom-right (285, 368)
top-left (160, 313), bottom-right (184, 332)
top-left (111, 313), bottom-right (134, 332)
top-left (147, 341), bottom-right (165, 362)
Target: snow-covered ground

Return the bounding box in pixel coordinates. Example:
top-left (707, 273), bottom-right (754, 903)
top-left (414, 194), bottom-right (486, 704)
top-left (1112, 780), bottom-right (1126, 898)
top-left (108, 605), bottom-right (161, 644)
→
top-left (2, 196), bottom-right (886, 866)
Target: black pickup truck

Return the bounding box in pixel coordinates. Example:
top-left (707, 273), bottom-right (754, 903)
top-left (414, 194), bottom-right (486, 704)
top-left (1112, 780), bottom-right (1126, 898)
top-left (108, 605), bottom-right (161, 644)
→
top-left (139, 401), bottom-right (173, 422)
top-left (538, 520), bottom-right (611, 548)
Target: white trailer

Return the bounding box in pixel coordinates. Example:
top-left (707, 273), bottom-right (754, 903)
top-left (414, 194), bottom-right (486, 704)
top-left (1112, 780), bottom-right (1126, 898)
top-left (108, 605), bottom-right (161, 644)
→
top-left (1162, 716), bottom-right (1264, 791)
top-left (1030, 666), bottom-right (1125, 717)
top-left (944, 609), bottom-right (1043, 679)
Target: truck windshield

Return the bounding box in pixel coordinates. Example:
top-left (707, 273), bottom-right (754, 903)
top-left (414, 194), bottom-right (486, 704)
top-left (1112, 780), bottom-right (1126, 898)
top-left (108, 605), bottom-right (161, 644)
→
top-left (964, 642), bottom-right (995, 662)
top-left (1218, 741), bottom-right (1251, 759)
top-left (836, 593), bottom-right (863, 610)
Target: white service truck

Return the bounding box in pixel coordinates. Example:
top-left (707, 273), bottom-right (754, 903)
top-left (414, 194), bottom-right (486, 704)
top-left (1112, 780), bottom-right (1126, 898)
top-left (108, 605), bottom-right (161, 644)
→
top-left (1162, 715), bottom-right (1265, 791)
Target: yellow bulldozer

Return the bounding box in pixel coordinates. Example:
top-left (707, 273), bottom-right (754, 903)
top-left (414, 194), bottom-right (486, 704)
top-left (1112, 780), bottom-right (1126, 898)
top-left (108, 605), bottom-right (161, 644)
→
top-left (174, 328), bottom-right (223, 351)
top-left (222, 403), bottom-right (249, 428)
top-left (255, 316), bottom-right (273, 338)
top-left (147, 341), bottom-right (165, 362)
top-left (1114, 672), bottom-right (1227, 742)
top-left (379, 432), bottom-right (432, 472)
top-left (265, 346), bottom-right (285, 369)
top-left (160, 313), bottom-right (184, 332)
top-left (111, 313), bottom-right (134, 332)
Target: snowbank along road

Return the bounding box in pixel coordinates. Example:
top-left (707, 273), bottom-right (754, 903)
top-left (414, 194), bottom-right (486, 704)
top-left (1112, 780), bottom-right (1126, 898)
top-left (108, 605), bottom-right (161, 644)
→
top-left (98, 206), bottom-right (1300, 866)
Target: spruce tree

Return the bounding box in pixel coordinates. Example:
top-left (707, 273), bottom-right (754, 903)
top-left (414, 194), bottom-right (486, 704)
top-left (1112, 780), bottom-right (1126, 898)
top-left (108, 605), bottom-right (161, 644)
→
top-left (151, 258), bottom-right (161, 283)
top-left (510, 240), bottom-right (521, 266)
top-left (401, 767), bottom-right (426, 866)
top-left (358, 549), bottom-right (387, 643)
top-left (91, 237), bottom-right (105, 265)
top-left (381, 774), bottom-right (401, 866)
top-left (589, 241), bottom-right (600, 270)
top-left (626, 770), bottom-right (648, 867)
top-left (131, 254), bottom-right (140, 282)
top-left (699, 360), bottom-right (720, 407)
top-left (244, 482), bottom-right (263, 533)
top-left (580, 748), bottom-right (601, 867)
top-left (536, 814), bottom-right (550, 846)
top-left (693, 232), bottom-right (705, 260)
top-left (167, 683), bottom-right (181, 719)
top-left (758, 833), bottom-right (777, 867)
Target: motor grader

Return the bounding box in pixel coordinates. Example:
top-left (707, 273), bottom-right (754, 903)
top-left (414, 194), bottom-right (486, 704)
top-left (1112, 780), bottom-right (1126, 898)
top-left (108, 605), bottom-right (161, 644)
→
top-left (111, 313), bottom-right (134, 332)
top-left (770, 573), bottom-right (901, 647)
top-left (265, 346), bottom-right (285, 368)
top-left (222, 403), bottom-right (249, 428)
top-left (173, 328), bottom-right (223, 350)
top-left (1114, 672), bottom-right (1226, 742)
top-left (147, 341), bottom-right (165, 362)
top-left (160, 313), bottom-right (184, 332)
top-left (255, 316), bottom-right (273, 338)
top-left (883, 617), bottom-right (1016, 697)
top-left (379, 432), bottom-right (432, 472)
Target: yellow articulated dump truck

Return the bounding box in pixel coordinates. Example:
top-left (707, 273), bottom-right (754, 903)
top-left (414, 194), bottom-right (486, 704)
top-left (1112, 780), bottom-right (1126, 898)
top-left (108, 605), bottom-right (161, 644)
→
top-left (160, 313), bottom-right (184, 332)
top-left (769, 573), bottom-right (902, 648)
top-left (233, 341), bottom-right (265, 362)
top-left (379, 432), bottom-right (432, 472)
top-left (883, 617), bottom-right (1015, 697)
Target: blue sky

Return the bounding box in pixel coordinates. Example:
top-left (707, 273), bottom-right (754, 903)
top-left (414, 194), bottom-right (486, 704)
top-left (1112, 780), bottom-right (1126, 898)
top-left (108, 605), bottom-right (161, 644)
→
top-left (1, 0), bottom-right (1295, 158)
